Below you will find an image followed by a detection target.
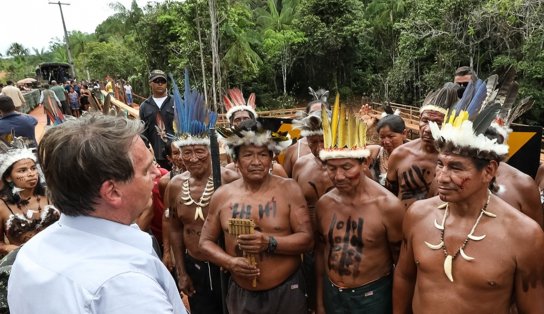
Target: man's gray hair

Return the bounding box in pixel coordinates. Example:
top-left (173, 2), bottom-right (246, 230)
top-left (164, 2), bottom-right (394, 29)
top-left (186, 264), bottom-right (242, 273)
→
top-left (38, 114), bottom-right (144, 216)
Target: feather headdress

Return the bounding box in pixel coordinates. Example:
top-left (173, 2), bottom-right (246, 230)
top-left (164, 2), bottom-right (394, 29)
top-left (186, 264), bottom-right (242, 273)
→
top-left (308, 87), bottom-right (329, 105)
top-left (217, 120), bottom-right (290, 160)
top-left (420, 83), bottom-right (459, 115)
top-left (292, 111), bottom-right (324, 137)
top-left (170, 69), bottom-right (217, 147)
top-left (428, 69), bottom-right (529, 161)
top-left (0, 136), bottom-right (37, 181)
top-left (224, 88), bottom-right (257, 122)
top-left (319, 93), bottom-right (370, 161)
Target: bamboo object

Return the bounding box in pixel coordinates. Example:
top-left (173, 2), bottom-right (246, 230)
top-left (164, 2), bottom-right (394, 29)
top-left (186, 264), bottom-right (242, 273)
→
top-left (228, 218), bottom-right (257, 287)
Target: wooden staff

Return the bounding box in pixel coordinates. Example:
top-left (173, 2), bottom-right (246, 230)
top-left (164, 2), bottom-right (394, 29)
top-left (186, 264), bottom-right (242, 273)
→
top-left (228, 218), bottom-right (257, 287)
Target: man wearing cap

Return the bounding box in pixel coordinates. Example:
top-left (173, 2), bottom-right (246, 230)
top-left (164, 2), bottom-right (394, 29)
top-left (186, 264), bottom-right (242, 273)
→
top-left (139, 70), bottom-right (175, 170)
top-left (200, 119), bottom-right (313, 314)
top-left (386, 83), bottom-right (458, 208)
top-left (50, 80), bottom-right (70, 115)
top-left (393, 100), bottom-right (544, 313)
top-left (314, 100), bottom-right (404, 314)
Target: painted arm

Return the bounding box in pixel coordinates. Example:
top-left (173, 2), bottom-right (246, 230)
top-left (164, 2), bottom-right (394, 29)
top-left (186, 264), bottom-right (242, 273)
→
top-left (514, 224), bottom-right (544, 313)
top-left (314, 199), bottom-right (327, 314)
top-left (383, 195), bottom-right (405, 264)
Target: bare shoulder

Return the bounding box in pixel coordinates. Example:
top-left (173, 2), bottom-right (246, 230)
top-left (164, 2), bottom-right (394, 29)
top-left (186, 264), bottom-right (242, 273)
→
top-left (225, 162), bottom-right (236, 171)
top-left (406, 196), bottom-right (443, 222)
top-left (367, 179), bottom-right (403, 210)
top-left (367, 144), bottom-right (381, 159)
top-left (495, 196), bottom-right (542, 238)
top-left (270, 175), bottom-right (299, 191)
top-left (388, 140), bottom-right (417, 164)
top-left (220, 166), bottom-right (240, 183)
top-left (292, 154), bottom-right (312, 172)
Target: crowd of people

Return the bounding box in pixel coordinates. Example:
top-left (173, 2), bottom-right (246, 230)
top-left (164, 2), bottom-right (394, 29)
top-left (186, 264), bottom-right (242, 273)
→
top-left (0, 66), bottom-right (542, 314)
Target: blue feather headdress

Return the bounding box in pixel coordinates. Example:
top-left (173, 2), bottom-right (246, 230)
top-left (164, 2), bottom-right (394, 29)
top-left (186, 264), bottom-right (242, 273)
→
top-left (428, 70), bottom-right (529, 161)
top-left (169, 68), bottom-right (217, 147)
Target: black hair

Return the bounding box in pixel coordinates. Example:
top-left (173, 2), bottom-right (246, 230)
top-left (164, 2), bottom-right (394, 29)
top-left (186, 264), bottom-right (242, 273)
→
top-left (231, 119), bottom-right (273, 161)
top-left (1, 162), bottom-right (46, 204)
top-left (162, 139), bottom-right (174, 159)
top-left (0, 95), bottom-right (16, 113)
top-left (6, 80), bottom-right (13, 86)
top-left (454, 66), bottom-right (478, 82)
top-left (376, 114), bottom-right (406, 133)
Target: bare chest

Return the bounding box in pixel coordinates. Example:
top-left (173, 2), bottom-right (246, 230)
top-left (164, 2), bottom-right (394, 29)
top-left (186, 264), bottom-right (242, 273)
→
top-left (220, 196), bottom-right (292, 234)
top-left (396, 157), bottom-right (436, 202)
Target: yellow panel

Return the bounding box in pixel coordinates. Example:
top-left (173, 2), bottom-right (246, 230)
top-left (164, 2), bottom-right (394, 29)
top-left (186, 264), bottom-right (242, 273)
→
top-left (506, 131), bottom-right (536, 158)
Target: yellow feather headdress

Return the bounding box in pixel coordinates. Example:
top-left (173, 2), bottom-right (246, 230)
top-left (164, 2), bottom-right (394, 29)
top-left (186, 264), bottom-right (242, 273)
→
top-left (319, 93), bottom-right (370, 161)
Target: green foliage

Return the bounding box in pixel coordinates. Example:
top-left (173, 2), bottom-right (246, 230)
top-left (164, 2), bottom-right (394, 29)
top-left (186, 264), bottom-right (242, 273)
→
top-left (3, 0), bottom-right (544, 119)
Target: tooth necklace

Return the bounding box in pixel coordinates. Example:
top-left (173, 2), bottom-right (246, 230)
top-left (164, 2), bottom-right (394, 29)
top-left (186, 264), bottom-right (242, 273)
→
top-left (181, 176), bottom-right (214, 221)
top-left (424, 193), bottom-right (495, 282)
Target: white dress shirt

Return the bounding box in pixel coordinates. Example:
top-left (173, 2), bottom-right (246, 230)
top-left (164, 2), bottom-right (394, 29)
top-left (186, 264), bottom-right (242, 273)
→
top-left (8, 214), bottom-right (187, 314)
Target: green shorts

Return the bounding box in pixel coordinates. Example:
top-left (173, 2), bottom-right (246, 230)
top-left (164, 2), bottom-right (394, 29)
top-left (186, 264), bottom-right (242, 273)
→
top-left (324, 273), bottom-right (392, 314)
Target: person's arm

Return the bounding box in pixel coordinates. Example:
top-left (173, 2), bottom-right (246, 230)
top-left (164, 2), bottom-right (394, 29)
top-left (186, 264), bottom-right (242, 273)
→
top-left (94, 272), bottom-right (187, 314)
top-left (382, 194), bottom-right (405, 263)
top-left (392, 205), bottom-right (418, 314)
top-left (237, 180), bottom-right (313, 255)
top-left (161, 211), bottom-right (173, 270)
top-left (53, 93), bottom-right (61, 107)
top-left (386, 149), bottom-right (401, 196)
top-left (166, 178), bottom-right (195, 296)
top-left (314, 198), bottom-right (327, 314)
top-left (199, 187), bottom-right (260, 278)
top-left (282, 146), bottom-right (296, 177)
top-left (272, 163), bottom-right (288, 178)
top-left (17, 90), bottom-right (25, 106)
top-left (518, 178), bottom-right (543, 229)
top-left (514, 223), bottom-right (544, 313)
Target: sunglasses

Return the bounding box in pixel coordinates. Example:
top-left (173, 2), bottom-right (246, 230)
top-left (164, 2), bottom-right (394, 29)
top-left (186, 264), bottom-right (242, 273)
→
top-left (152, 78), bottom-right (167, 84)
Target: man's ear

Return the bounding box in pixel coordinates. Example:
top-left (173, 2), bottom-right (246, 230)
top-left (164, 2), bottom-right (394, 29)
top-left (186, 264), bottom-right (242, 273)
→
top-left (99, 180), bottom-right (122, 207)
top-left (483, 160), bottom-right (499, 183)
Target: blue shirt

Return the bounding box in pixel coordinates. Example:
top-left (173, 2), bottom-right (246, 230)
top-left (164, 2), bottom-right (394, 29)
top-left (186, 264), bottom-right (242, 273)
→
top-left (8, 215), bottom-right (187, 314)
top-left (0, 112), bottom-right (37, 143)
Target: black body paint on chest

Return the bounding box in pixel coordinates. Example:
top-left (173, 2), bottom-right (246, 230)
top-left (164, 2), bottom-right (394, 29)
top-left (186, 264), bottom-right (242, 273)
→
top-left (327, 213), bottom-right (364, 277)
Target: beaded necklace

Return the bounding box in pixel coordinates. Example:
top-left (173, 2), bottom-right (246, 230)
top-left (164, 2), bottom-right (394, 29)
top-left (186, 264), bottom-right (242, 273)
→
top-left (424, 193), bottom-right (496, 282)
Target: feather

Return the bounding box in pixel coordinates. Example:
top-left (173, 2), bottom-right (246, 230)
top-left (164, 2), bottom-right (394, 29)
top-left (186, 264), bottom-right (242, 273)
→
top-left (308, 87), bottom-right (318, 100)
top-left (472, 103), bottom-right (501, 135)
top-left (347, 112), bottom-right (357, 147)
top-left (485, 74), bottom-right (499, 99)
top-left (454, 81), bottom-right (476, 113)
top-left (506, 97), bottom-right (534, 125)
top-left (223, 95), bottom-right (234, 111)
top-left (330, 93), bottom-right (340, 147)
top-left (383, 102), bottom-right (394, 115)
top-left (466, 79), bottom-right (488, 118)
top-left (498, 81), bottom-right (519, 119)
top-left (321, 104), bottom-right (332, 148)
top-left (247, 93), bottom-right (256, 109)
top-left (337, 104), bottom-right (346, 148)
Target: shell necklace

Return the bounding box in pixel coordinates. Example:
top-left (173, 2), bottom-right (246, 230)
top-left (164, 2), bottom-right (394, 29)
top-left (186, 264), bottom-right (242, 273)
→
top-left (424, 193), bottom-right (495, 282)
top-left (181, 176), bottom-right (214, 221)
top-left (17, 195), bottom-right (42, 220)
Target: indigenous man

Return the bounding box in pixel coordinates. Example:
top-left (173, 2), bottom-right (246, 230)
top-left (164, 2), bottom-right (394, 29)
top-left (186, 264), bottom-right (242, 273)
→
top-left (166, 77), bottom-right (238, 313)
top-left (200, 119), bottom-right (314, 314)
top-left (393, 102), bottom-right (544, 313)
top-left (283, 87), bottom-right (329, 177)
top-left (315, 101), bottom-right (404, 314)
top-left (486, 125), bottom-right (543, 228)
top-left (453, 69), bottom-right (543, 227)
top-left (291, 111), bottom-right (333, 312)
top-left (223, 88), bottom-right (287, 177)
top-left (386, 83), bottom-right (458, 208)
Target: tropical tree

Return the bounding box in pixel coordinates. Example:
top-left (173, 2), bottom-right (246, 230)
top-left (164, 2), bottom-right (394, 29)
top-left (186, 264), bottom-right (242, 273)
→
top-left (257, 0), bottom-right (306, 96)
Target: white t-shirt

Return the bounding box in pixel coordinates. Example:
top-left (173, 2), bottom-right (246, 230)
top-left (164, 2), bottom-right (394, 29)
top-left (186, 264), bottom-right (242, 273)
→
top-left (124, 85), bottom-right (132, 94)
top-left (8, 214), bottom-right (187, 314)
top-left (153, 96), bottom-right (168, 109)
